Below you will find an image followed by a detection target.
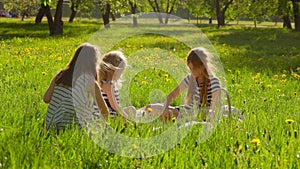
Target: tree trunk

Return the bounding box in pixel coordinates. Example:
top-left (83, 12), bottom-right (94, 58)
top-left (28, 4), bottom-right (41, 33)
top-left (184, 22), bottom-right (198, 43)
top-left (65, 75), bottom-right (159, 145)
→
top-left (148, 0), bottom-right (163, 23)
top-left (69, 3), bottom-right (78, 23)
top-left (292, 0), bottom-right (300, 31)
top-left (216, 0), bottom-right (233, 27)
top-left (129, 1), bottom-right (138, 27)
top-left (283, 15), bottom-right (292, 29)
top-left (102, 3), bottom-right (111, 29)
top-left (35, 4), bottom-right (48, 24)
top-left (50, 0), bottom-right (64, 36)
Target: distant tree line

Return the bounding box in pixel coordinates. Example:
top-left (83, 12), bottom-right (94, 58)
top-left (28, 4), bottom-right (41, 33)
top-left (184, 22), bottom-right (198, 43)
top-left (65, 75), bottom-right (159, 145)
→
top-left (2, 0), bottom-right (300, 35)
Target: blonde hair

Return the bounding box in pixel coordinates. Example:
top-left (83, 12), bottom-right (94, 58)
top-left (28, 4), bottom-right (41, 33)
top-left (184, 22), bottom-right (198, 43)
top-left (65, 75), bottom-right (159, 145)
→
top-left (186, 47), bottom-right (216, 107)
top-left (99, 51), bottom-right (127, 84)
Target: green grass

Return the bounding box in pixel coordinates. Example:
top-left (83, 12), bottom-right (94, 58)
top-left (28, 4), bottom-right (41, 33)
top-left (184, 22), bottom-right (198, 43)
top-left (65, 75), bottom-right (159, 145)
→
top-left (1, 17), bottom-right (300, 168)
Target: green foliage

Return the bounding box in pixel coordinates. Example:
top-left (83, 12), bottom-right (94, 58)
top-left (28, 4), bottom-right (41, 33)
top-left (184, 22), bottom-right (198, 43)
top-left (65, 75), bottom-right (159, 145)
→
top-left (0, 18), bottom-right (300, 168)
top-left (3, 0), bottom-right (40, 16)
top-left (184, 0), bottom-right (213, 18)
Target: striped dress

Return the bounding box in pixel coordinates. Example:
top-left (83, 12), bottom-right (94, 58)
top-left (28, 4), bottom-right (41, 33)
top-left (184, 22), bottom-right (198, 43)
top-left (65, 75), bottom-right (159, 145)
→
top-left (179, 74), bottom-right (221, 110)
top-left (94, 80), bottom-right (120, 118)
top-left (45, 84), bottom-right (78, 131)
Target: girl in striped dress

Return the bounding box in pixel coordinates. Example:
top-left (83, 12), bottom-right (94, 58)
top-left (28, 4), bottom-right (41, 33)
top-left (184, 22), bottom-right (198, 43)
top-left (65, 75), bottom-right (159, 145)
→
top-left (44, 43), bottom-right (109, 132)
top-left (93, 51), bottom-right (127, 118)
top-left (147, 47), bottom-right (221, 122)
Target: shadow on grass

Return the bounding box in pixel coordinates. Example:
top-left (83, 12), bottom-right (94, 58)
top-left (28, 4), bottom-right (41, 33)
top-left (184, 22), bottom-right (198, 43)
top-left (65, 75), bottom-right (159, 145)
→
top-left (0, 20), bottom-right (101, 40)
top-left (203, 26), bottom-right (300, 73)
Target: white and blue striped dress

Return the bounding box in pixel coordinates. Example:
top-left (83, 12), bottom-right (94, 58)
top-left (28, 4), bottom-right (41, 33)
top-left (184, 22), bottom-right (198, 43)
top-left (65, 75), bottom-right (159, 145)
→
top-left (45, 85), bottom-right (78, 131)
top-left (179, 74), bottom-right (221, 110)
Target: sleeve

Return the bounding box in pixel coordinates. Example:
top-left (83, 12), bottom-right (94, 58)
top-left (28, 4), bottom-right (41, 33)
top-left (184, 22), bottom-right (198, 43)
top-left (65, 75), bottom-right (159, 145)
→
top-left (178, 74), bottom-right (191, 91)
top-left (210, 77), bottom-right (221, 93)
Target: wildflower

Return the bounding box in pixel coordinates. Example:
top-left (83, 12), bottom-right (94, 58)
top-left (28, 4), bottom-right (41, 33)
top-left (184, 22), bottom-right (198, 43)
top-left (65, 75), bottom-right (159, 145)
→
top-left (250, 138), bottom-right (261, 146)
top-left (273, 75), bottom-right (278, 79)
top-left (146, 107), bottom-right (152, 112)
top-left (42, 72), bottom-right (47, 76)
top-left (57, 57), bottom-right (62, 61)
top-left (269, 98), bottom-right (274, 102)
top-left (238, 89), bottom-right (243, 94)
top-left (266, 84), bottom-right (272, 89)
top-left (281, 74), bottom-right (287, 79)
top-left (285, 119), bottom-right (295, 124)
top-left (237, 145), bottom-right (243, 153)
top-left (280, 79), bottom-right (286, 83)
top-left (172, 117), bottom-right (176, 122)
top-left (276, 89), bottom-right (281, 92)
top-left (141, 80), bottom-right (146, 85)
top-left (132, 143), bottom-right (137, 149)
top-left (297, 67), bottom-right (300, 71)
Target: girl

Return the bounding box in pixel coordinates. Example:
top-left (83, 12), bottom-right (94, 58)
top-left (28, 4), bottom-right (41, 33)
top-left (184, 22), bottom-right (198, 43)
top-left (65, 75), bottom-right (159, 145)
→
top-left (94, 50), bottom-right (127, 118)
top-left (44, 43), bottom-right (109, 132)
top-left (147, 47), bottom-right (221, 122)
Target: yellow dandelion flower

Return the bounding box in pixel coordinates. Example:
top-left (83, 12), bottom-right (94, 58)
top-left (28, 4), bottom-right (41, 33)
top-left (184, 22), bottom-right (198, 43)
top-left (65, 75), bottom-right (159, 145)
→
top-left (141, 80), bottom-right (146, 85)
top-left (269, 98), bottom-right (274, 102)
top-left (276, 89), bottom-right (281, 92)
top-left (281, 74), bottom-right (287, 79)
top-left (164, 74), bottom-right (169, 78)
top-left (285, 119), bottom-right (295, 124)
top-left (251, 138), bottom-right (261, 146)
top-left (42, 72), bottom-right (47, 75)
top-left (266, 84), bottom-right (272, 88)
top-left (255, 73), bottom-right (261, 79)
top-left (146, 107), bottom-right (153, 112)
top-left (132, 143), bottom-right (137, 149)
top-left (57, 57), bottom-right (62, 61)
top-left (281, 79), bottom-right (286, 83)
top-left (273, 75), bottom-right (278, 79)
top-left (172, 117), bottom-right (176, 122)
top-left (238, 89), bottom-right (243, 94)
top-left (259, 81), bottom-right (263, 86)
top-left (237, 145), bottom-right (243, 152)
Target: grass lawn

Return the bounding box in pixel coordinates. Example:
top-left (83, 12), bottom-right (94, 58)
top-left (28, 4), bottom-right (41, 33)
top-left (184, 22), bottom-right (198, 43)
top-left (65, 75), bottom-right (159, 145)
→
top-left (0, 17), bottom-right (300, 168)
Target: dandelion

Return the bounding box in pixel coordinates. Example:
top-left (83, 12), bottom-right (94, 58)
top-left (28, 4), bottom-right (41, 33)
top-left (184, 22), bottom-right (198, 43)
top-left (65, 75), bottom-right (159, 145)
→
top-left (141, 80), bottom-right (146, 85)
top-left (273, 75), bottom-right (278, 79)
top-left (132, 143), bottom-right (137, 149)
top-left (42, 72), bottom-right (47, 76)
top-left (269, 98), bottom-right (274, 102)
top-left (276, 89), bottom-right (281, 92)
top-left (281, 74), bottom-right (287, 79)
top-left (57, 56), bottom-right (62, 61)
top-left (280, 79), bottom-right (286, 83)
top-left (172, 117), bottom-right (176, 122)
top-left (266, 84), bottom-right (272, 89)
top-left (237, 145), bottom-right (243, 153)
top-left (164, 74), bottom-right (169, 78)
top-left (146, 107), bottom-right (152, 112)
top-left (250, 138), bottom-right (261, 146)
top-left (285, 119), bottom-right (295, 124)
top-left (238, 89), bottom-right (243, 94)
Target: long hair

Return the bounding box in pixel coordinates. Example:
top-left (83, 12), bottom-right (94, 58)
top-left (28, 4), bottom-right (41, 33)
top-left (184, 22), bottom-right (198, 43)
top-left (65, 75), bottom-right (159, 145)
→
top-left (98, 51), bottom-right (127, 85)
top-left (56, 43), bottom-right (100, 87)
top-left (186, 47), bottom-right (215, 107)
